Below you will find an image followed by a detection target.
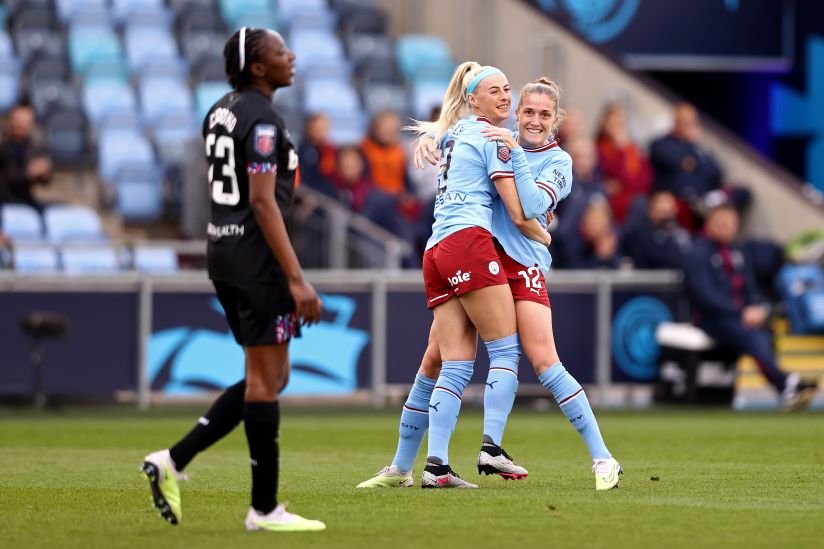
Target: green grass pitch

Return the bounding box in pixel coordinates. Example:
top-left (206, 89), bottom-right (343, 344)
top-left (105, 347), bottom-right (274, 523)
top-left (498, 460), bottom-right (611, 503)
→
top-left (1, 406), bottom-right (822, 548)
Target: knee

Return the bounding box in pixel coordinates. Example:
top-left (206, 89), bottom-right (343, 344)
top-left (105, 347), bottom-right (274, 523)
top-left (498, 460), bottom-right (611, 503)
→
top-left (420, 346), bottom-right (442, 379)
top-left (245, 377), bottom-right (278, 401)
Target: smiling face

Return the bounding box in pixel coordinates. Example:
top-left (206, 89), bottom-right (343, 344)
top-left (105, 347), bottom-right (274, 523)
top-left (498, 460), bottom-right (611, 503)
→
top-left (516, 93), bottom-right (557, 148)
top-left (467, 72), bottom-right (511, 125)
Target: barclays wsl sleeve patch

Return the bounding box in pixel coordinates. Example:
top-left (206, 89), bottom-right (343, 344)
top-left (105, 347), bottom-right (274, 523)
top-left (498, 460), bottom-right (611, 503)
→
top-left (496, 140), bottom-right (511, 162)
top-left (254, 124), bottom-right (276, 156)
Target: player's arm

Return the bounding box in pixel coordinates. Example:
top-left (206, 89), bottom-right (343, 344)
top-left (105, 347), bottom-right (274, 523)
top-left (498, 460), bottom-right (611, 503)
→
top-left (413, 133), bottom-right (440, 168)
top-left (482, 126), bottom-right (553, 218)
top-left (495, 181), bottom-right (551, 246)
top-left (246, 123), bottom-right (321, 325)
top-left (535, 154), bottom-right (573, 213)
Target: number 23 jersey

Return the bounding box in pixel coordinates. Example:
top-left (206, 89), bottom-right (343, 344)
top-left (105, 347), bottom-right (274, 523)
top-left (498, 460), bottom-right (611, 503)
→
top-left (203, 90), bottom-right (299, 282)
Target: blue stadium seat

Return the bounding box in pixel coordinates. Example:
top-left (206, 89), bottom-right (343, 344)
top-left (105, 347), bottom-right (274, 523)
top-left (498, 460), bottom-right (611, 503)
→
top-left (44, 204), bottom-right (107, 244)
top-left (411, 81), bottom-right (449, 119)
top-left (303, 77), bottom-right (361, 116)
top-left (219, 0), bottom-right (277, 30)
top-left (57, 0), bottom-right (110, 24)
top-left (363, 83), bottom-right (410, 116)
top-left (61, 245), bottom-right (120, 275)
top-left (45, 108), bottom-right (89, 166)
top-left (14, 30), bottom-right (65, 66)
top-left (195, 81), bottom-right (231, 121)
top-left (139, 77), bottom-right (194, 126)
top-left (112, 0), bottom-right (167, 25)
top-left (0, 67), bottom-right (21, 112)
top-left (396, 34), bottom-right (453, 80)
top-left (288, 10), bottom-right (336, 33)
top-left (115, 173), bottom-right (164, 222)
top-left (1, 204), bottom-right (44, 242)
top-left (133, 246), bottom-right (179, 273)
top-left (154, 112), bottom-right (199, 165)
top-left (13, 244), bottom-right (60, 274)
top-left (97, 129), bottom-right (155, 182)
top-left (0, 31), bottom-right (14, 59)
top-left (290, 30), bottom-right (345, 74)
top-left (181, 30), bottom-right (225, 66)
top-left (345, 34), bottom-right (394, 65)
top-left (68, 25), bottom-right (124, 77)
top-left (82, 80), bottom-right (139, 128)
top-left (125, 26), bottom-right (180, 73)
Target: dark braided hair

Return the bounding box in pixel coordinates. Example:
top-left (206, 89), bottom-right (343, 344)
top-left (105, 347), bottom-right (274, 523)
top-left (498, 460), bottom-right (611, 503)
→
top-left (224, 27), bottom-right (269, 89)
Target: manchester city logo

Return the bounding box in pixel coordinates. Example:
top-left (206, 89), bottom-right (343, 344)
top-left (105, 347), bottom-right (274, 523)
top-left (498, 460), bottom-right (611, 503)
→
top-left (611, 296), bottom-right (672, 381)
top-left (536, 0), bottom-right (640, 44)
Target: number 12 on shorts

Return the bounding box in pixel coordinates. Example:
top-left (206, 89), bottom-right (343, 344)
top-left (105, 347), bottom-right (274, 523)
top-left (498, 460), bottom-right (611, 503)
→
top-left (517, 266), bottom-right (542, 289)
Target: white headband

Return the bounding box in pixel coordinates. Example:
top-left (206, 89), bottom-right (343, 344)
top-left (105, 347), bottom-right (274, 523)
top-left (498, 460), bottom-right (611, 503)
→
top-left (239, 27), bottom-right (247, 71)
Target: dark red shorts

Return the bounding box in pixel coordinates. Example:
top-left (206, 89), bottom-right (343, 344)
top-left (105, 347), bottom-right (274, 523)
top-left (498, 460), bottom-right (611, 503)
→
top-left (422, 227), bottom-right (508, 309)
top-left (494, 240), bottom-right (551, 307)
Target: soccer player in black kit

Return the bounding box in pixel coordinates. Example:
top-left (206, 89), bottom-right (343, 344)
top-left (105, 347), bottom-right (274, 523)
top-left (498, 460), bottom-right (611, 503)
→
top-left (141, 28), bottom-right (325, 532)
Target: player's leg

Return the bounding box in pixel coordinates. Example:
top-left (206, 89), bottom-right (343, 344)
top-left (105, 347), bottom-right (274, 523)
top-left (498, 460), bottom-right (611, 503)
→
top-left (358, 321), bottom-right (441, 488)
top-left (140, 282), bottom-right (246, 525)
top-left (235, 283), bottom-right (323, 532)
top-left (477, 248), bottom-right (532, 480)
top-left (518, 300), bottom-right (620, 490)
top-left (422, 298), bottom-right (479, 488)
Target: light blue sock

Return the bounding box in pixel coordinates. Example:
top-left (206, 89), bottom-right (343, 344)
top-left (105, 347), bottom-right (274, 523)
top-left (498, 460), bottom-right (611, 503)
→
top-left (390, 373), bottom-right (436, 472)
top-left (482, 334), bottom-right (521, 446)
top-left (538, 363), bottom-right (611, 460)
top-left (427, 360), bottom-right (474, 465)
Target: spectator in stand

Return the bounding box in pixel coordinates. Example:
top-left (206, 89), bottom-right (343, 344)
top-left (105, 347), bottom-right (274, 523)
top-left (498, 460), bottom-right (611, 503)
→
top-left (0, 104), bottom-right (53, 211)
top-left (621, 188), bottom-right (690, 269)
top-left (595, 102), bottom-right (653, 224)
top-left (563, 194), bottom-right (622, 269)
top-left (361, 110), bottom-right (408, 196)
top-left (556, 106), bottom-right (585, 145)
top-left (552, 137), bottom-right (605, 266)
top-left (297, 113), bottom-right (337, 198)
top-left (332, 145), bottom-right (374, 212)
top-left (682, 195), bottom-right (817, 410)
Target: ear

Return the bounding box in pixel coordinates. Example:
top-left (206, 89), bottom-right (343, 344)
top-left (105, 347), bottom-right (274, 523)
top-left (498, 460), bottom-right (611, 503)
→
top-left (249, 60), bottom-right (266, 79)
top-left (467, 93), bottom-right (478, 109)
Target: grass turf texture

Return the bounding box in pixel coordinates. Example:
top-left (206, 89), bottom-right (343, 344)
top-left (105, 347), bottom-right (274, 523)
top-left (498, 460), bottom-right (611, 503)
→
top-left (1, 407), bottom-right (822, 549)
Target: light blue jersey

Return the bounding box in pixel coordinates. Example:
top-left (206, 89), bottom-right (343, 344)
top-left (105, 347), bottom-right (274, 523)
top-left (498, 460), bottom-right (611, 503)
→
top-left (492, 141), bottom-right (572, 272)
top-left (425, 116), bottom-right (515, 250)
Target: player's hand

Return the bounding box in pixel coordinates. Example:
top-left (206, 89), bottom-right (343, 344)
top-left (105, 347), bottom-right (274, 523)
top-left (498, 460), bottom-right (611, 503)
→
top-left (540, 228), bottom-right (552, 247)
top-left (288, 278), bottom-right (323, 326)
top-left (741, 305), bottom-right (767, 328)
top-left (481, 126), bottom-right (519, 149)
top-left (414, 135), bottom-right (440, 169)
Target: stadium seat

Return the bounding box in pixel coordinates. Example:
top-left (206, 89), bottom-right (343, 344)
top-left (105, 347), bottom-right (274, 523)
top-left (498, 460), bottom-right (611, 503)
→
top-left (288, 10), bottom-right (336, 33)
top-left (338, 4), bottom-right (388, 37)
top-left (112, 0), bottom-right (166, 24)
top-left (363, 83), bottom-right (410, 116)
top-left (45, 108), bottom-right (89, 166)
top-left (278, 0), bottom-right (327, 18)
top-left (356, 58), bottom-right (403, 85)
top-left (97, 129), bottom-right (155, 182)
top-left (154, 112), bottom-right (199, 165)
top-left (61, 245), bottom-right (120, 275)
top-left (68, 25), bottom-right (124, 77)
top-left (32, 80), bottom-right (82, 120)
top-left (0, 64), bottom-right (22, 112)
top-left (219, 0), bottom-right (277, 30)
top-left (56, 0), bottom-right (109, 24)
top-left (410, 81), bottom-right (449, 119)
top-left (14, 30), bottom-right (65, 66)
top-left (44, 204), bottom-right (107, 244)
top-left (176, 8), bottom-right (226, 35)
top-left (345, 34), bottom-right (394, 65)
top-left (195, 81), bottom-right (231, 121)
top-left (9, 6), bottom-right (58, 33)
top-left (133, 246), bottom-right (179, 273)
top-left (190, 54), bottom-right (226, 85)
top-left (290, 30), bottom-right (345, 74)
top-left (273, 83), bottom-right (300, 111)
top-left (396, 34), bottom-right (453, 80)
top-left (303, 78), bottom-right (361, 117)
top-left (227, 9), bottom-right (278, 31)
top-left (0, 31), bottom-right (14, 60)
top-left (180, 30), bottom-right (225, 66)
top-left (13, 244), bottom-right (60, 274)
top-left (115, 172), bottom-right (164, 222)
top-left (125, 26), bottom-right (180, 73)
top-left (82, 80), bottom-right (139, 128)
top-left (138, 77), bottom-right (194, 126)
top-left (1, 204), bottom-right (44, 242)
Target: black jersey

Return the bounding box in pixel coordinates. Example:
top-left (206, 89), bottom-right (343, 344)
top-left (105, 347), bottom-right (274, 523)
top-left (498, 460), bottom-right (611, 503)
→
top-left (203, 90), bottom-right (298, 282)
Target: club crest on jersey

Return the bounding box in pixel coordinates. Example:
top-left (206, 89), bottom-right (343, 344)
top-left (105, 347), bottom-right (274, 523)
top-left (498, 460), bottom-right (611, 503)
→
top-left (496, 141), bottom-right (511, 162)
top-left (254, 124), bottom-right (276, 156)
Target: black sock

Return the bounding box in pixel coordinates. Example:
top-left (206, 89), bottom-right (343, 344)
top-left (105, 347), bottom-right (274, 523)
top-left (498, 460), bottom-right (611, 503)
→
top-left (169, 380), bottom-right (246, 471)
top-left (244, 400), bottom-right (280, 514)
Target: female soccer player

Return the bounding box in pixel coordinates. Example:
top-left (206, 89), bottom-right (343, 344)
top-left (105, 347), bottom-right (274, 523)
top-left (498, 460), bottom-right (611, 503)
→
top-left (389, 62), bottom-right (554, 488)
top-left (359, 77), bottom-right (621, 491)
top-left (141, 28), bottom-right (326, 532)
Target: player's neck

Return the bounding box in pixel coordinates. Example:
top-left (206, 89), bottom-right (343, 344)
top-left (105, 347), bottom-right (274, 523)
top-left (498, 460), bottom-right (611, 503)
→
top-left (242, 82), bottom-right (275, 101)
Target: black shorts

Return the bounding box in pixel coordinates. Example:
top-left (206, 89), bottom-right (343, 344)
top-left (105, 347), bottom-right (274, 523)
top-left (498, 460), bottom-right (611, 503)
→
top-left (212, 280), bottom-right (301, 346)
